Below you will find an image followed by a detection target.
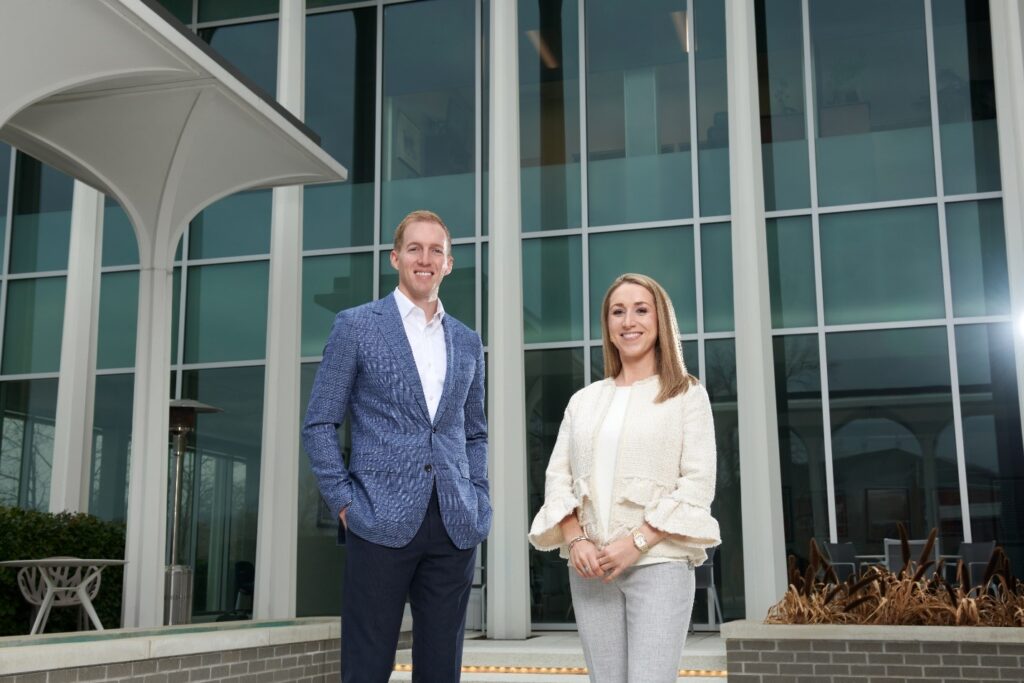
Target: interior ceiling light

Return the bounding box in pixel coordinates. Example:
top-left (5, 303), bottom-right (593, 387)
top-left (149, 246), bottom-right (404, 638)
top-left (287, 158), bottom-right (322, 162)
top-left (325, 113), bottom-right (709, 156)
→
top-left (526, 29), bottom-right (560, 69)
top-left (671, 10), bottom-right (690, 53)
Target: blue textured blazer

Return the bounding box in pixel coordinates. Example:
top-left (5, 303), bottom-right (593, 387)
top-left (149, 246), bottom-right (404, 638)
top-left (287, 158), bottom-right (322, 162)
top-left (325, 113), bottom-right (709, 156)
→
top-left (302, 293), bottom-right (491, 550)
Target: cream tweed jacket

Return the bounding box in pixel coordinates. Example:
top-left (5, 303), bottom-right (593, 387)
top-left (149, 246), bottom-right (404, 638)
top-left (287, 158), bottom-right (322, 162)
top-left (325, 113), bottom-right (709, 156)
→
top-left (528, 375), bottom-right (721, 566)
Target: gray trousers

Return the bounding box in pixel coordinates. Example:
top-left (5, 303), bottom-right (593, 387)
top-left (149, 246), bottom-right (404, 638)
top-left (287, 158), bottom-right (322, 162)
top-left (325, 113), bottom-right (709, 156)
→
top-left (569, 562), bottom-right (695, 683)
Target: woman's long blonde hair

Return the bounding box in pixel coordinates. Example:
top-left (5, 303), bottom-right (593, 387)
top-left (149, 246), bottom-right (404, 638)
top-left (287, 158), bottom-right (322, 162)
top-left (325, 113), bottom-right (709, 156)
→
top-left (600, 273), bottom-right (698, 403)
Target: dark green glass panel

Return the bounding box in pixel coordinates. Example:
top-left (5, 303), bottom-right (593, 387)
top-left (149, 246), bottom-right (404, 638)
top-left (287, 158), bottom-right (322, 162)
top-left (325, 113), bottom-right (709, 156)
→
top-left (810, 0), bottom-right (935, 206)
top-left (525, 347), bottom-right (585, 623)
top-left (522, 236), bottom-right (583, 343)
top-left (755, 0), bottom-right (810, 211)
top-left (766, 216), bottom-right (816, 329)
top-left (302, 252), bottom-right (374, 358)
top-left (947, 200), bottom-right (1009, 318)
top-left (378, 243), bottom-right (476, 330)
top-left (820, 206), bottom-right (944, 325)
top-left (0, 144), bottom-right (11, 252)
top-left (0, 379), bottom-right (58, 512)
top-left (695, 0), bottom-right (729, 217)
top-left (90, 374), bottom-right (134, 522)
top-left (381, 0), bottom-right (476, 239)
top-left (826, 327), bottom-right (958, 554)
top-left (588, 227), bottom-right (696, 338)
top-left (102, 198), bottom-right (140, 267)
top-left (519, 0), bottom-right (581, 232)
top-left (188, 190), bottom-right (271, 259)
top-left (586, 0), bottom-right (692, 226)
top-left (199, 20), bottom-right (279, 98)
top-left (184, 261), bottom-right (269, 363)
top-left (97, 271), bottom-right (140, 370)
top-left (155, 0), bottom-right (192, 23)
top-left (305, 8), bottom-right (377, 250)
top-left (180, 366), bottom-right (265, 619)
top-left (10, 155), bottom-right (73, 274)
top-left (308, 0), bottom-right (365, 7)
top-left (171, 267), bottom-right (181, 364)
top-left (773, 335), bottom-right (829, 568)
top-left (954, 323), bottom-right (1024, 571)
top-left (198, 0), bottom-right (277, 23)
top-left (2, 277), bottom-right (66, 374)
top-left (933, 0), bottom-right (1000, 195)
top-left (701, 222), bottom-right (733, 332)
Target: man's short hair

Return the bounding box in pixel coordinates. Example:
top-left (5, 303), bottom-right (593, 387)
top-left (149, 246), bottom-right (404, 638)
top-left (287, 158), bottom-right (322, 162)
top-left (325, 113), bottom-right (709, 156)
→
top-left (393, 210), bottom-right (452, 254)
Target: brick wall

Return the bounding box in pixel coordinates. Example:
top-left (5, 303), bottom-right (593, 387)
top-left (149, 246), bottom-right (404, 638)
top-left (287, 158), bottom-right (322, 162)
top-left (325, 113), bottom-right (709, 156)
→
top-left (0, 638), bottom-right (340, 683)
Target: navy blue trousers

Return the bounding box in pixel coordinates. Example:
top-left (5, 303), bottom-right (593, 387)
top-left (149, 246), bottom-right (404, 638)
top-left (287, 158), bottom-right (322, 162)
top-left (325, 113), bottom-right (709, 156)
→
top-left (341, 486), bottom-right (476, 683)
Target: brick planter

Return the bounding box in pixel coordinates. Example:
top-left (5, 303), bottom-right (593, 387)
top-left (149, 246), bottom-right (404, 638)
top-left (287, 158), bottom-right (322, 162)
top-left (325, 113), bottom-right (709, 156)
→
top-left (722, 620), bottom-right (1024, 682)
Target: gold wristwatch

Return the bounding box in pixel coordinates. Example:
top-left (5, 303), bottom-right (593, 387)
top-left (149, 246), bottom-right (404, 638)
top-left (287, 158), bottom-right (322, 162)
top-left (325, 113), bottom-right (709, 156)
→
top-left (631, 530), bottom-right (650, 553)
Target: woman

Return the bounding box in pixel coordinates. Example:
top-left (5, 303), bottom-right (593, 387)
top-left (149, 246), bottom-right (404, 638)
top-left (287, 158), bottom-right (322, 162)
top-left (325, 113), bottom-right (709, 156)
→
top-left (528, 273), bottom-right (721, 683)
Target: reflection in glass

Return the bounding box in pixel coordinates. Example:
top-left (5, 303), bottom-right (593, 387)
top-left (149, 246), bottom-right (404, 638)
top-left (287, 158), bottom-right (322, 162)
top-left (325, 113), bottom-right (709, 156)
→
top-left (10, 155), bottom-right (73, 274)
top-left (199, 20), bottom-right (279, 98)
top-left (525, 348), bottom-right (585, 623)
top-left (0, 144), bottom-right (11, 255)
top-left (766, 216), bottom-right (816, 329)
top-left (701, 222), bottom-right (733, 333)
top-left (827, 327), bottom-right (958, 554)
top-left (198, 1), bottom-right (278, 26)
top-left (378, 243), bottom-right (476, 331)
top-left (954, 324), bottom-right (1024, 572)
top-left (102, 198), bottom-right (139, 267)
top-left (188, 191), bottom-right (271, 259)
top-left (810, 0), bottom-right (934, 206)
top-left (381, 0), bottom-right (476, 238)
top-left (773, 335), bottom-right (828, 567)
top-left (586, 0), bottom-right (692, 225)
top-left (695, 0), bottom-right (729, 217)
top-left (2, 277), bottom-right (66, 375)
top-left (184, 262), bottom-right (269, 363)
top-left (302, 253), bottom-right (374, 358)
top-left (522, 236), bottom-right (582, 343)
top-left (305, 8), bottom-right (377, 250)
top-left (519, 0), bottom-right (581, 232)
top-left (90, 374), bottom-right (134, 522)
top-left (97, 272), bottom-right (140, 370)
top-left (588, 227), bottom-right (696, 338)
top-left (933, 0), bottom-right (1000, 195)
top-left (820, 206), bottom-right (944, 325)
top-left (0, 380), bottom-right (58, 512)
top-left (946, 200), bottom-right (1010, 318)
top-left (155, 0), bottom-right (191, 24)
top-left (755, 0), bottom-right (810, 211)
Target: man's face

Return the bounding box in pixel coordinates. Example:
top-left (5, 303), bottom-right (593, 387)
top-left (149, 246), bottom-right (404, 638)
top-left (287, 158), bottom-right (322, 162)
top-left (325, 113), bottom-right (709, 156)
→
top-left (390, 220), bottom-right (453, 303)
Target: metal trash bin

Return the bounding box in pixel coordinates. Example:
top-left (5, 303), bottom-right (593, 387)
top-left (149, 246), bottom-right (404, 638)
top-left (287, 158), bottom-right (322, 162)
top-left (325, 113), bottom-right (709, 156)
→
top-left (164, 564), bottom-right (193, 625)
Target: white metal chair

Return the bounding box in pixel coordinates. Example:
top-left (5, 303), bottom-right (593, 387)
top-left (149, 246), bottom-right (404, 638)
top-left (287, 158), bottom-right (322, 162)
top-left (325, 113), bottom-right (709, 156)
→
top-left (16, 558), bottom-right (103, 634)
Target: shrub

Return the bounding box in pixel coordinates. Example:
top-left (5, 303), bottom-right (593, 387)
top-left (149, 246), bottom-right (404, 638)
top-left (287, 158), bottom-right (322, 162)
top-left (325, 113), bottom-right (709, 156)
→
top-left (0, 506), bottom-right (126, 636)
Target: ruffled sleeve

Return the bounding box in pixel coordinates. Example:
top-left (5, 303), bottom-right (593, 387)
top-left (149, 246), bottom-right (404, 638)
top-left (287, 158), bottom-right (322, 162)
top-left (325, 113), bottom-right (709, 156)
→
top-left (528, 403), bottom-right (579, 551)
top-left (644, 383), bottom-right (721, 549)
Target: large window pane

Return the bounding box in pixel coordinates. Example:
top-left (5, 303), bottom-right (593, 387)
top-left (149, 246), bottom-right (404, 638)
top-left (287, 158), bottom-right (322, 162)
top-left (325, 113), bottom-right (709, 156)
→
top-left (586, 0), bottom-right (692, 226)
top-left (184, 262), bottom-right (269, 363)
top-left (827, 327), bottom-right (959, 554)
top-left (90, 374), bottom-right (134, 522)
top-left (933, 0), bottom-right (1000, 195)
top-left (522, 236), bottom-right (582, 343)
top-left (188, 191), bottom-right (271, 259)
top-left (774, 335), bottom-right (829, 567)
top-left (954, 323), bottom-right (1024, 572)
top-left (946, 200), bottom-right (1010, 318)
top-left (155, 0), bottom-right (192, 24)
top-left (378, 243), bottom-right (476, 331)
top-left (305, 8), bottom-right (377, 250)
top-left (519, 0), bottom-right (581, 232)
top-left (2, 277), bottom-right (66, 374)
top-left (588, 227), bottom-right (696, 338)
top-left (525, 348), bottom-right (585, 624)
top-left (756, 0), bottom-right (810, 211)
top-left (701, 222), bottom-right (733, 333)
top-left (0, 144), bottom-right (11, 242)
top-left (10, 155), bottom-right (73, 274)
top-left (766, 216), bottom-right (816, 329)
top-left (97, 271), bottom-right (140, 370)
top-left (0, 380), bottom-right (58, 512)
top-left (820, 206), bottom-right (944, 325)
top-left (198, 0), bottom-right (278, 24)
top-left (811, 0), bottom-right (935, 206)
top-left (102, 198), bottom-right (139, 267)
top-left (381, 0), bottom-right (476, 239)
top-left (302, 253), bottom-right (374, 358)
top-left (695, 0), bottom-right (729, 217)
top-left (199, 20), bottom-right (279, 98)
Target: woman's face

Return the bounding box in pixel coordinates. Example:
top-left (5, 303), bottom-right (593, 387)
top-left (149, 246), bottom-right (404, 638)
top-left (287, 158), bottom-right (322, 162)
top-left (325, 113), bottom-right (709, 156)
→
top-left (606, 282), bottom-right (659, 365)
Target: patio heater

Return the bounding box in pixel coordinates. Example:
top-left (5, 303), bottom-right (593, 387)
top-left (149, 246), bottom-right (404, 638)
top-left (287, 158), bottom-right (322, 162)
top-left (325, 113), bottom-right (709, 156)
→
top-left (164, 398), bottom-right (222, 626)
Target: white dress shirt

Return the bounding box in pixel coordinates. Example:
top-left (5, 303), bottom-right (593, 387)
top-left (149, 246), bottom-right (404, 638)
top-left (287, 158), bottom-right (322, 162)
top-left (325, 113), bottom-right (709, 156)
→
top-left (394, 288), bottom-right (447, 421)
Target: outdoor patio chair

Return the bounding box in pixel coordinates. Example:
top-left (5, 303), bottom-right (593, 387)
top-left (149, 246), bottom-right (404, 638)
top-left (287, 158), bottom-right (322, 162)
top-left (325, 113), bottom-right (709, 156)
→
top-left (16, 557), bottom-right (102, 634)
top-left (883, 537), bottom-right (940, 575)
top-left (822, 542), bottom-right (859, 582)
top-left (949, 540), bottom-right (996, 588)
top-left (691, 547), bottom-right (724, 631)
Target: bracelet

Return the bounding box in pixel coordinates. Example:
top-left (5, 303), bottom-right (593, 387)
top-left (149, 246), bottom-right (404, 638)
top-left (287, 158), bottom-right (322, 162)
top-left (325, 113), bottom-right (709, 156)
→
top-left (567, 535), bottom-right (591, 552)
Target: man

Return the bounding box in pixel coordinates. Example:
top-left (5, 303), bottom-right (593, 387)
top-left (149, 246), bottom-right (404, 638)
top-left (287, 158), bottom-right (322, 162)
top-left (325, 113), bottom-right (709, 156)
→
top-left (303, 210), bottom-right (491, 682)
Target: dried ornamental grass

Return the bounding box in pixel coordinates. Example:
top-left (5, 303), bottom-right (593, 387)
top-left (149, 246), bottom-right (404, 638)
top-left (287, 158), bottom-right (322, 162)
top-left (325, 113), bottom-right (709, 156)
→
top-left (765, 526), bottom-right (1024, 627)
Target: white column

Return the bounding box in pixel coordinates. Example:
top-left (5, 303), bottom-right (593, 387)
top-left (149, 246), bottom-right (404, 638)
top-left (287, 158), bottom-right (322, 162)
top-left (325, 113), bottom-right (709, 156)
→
top-left (49, 181), bottom-right (103, 514)
top-left (725, 0), bottom-right (788, 619)
top-left (990, 0), bottom-right (1024, 432)
top-left (486, 0), bottom-right (530, 639)
top-left (253, 0), bottom-right (305, 619)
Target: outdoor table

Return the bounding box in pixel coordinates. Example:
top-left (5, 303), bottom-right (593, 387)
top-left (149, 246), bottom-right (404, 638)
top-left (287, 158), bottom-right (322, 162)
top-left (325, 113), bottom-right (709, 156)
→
top-left (0, 558), bottom-right (126, 634)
